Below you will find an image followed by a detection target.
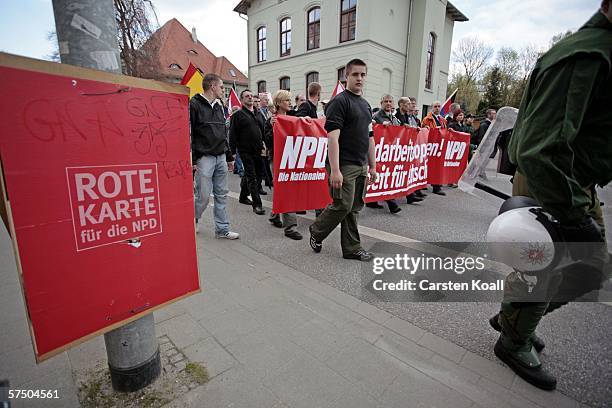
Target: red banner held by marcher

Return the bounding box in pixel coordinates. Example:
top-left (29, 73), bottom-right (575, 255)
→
top-left (366, 125), bottom-right (430, 202)
top-left (426, 128), bottom-right (471, 185)
top-left (271, 119), bottom-right (470, 211)
top-left (272, 115), bottom-right (331, 213)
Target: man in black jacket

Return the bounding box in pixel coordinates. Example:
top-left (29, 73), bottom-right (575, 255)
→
top-left (476, 108), bottom-right (497, 148)
top-left (191, 73), bottom-right (239, 239)
top-left (396, 97), bottom-right (425, 204)
top-left (230, 89), bottom-right (266, 215)
top-left (296, 82), bottom-right (320, 119)
top-left (295, 82), bottom-right (322, 216)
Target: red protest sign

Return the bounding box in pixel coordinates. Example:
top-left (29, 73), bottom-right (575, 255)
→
top-left (0, 53), bottom-right (199, 361)
top-left (66, 164), bottom-right (163, 251)
top-left (427, 128), bottom-right (471, 185)
top-left (272, 115), bottom-right (331, 213)
top-left (366, 125), bottom-right (430, 202)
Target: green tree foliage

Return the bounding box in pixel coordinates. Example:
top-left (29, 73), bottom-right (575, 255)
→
top-left (448, 73), bottom-right (480, 113)
top-left (448, 30), bottom-right (567, 113)
top-left (481, 67), bottom-right (503, 112)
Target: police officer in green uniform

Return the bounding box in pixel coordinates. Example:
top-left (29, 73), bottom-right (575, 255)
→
top-left (489, 1), bottom-right (612, 390)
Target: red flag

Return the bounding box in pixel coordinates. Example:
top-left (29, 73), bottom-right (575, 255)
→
top-left (180, 62), bottom-right (198, 85)
top-left (440, 88), bottom-right (458, 117)
top-left (228, 88), bottom-right (242, 115)
top-left (330, 81), bottom-right (345, 98)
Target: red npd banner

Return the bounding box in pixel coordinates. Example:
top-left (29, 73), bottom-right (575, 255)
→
top-left (272, 115), bottom-right (331, 213)
top-left (426, 128), bottom-right (471, 185)
top-left (0, 53), bottom-right (199, 361)
top-left (366, 125), bottom-right (430, 202)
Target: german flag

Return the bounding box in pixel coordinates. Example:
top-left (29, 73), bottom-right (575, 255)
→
top-left (180, 62), bottom-right (204, 98)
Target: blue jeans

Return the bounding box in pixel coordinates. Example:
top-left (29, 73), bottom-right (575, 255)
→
top-left (194, 154), bottom-right (230, 234)
top-left (234, 151), bottom-right (245, 177)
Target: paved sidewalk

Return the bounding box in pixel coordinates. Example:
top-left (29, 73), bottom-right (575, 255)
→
top-left (0, 221), bottom-right (583, 408)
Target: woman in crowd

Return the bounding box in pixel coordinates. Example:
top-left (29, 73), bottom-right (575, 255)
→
top-left (448, 110), bottom-right (470, 133)
top-left (263, 90), bottom-right (303, 240)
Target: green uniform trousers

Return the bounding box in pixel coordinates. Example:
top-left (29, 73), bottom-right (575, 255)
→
top-left (310, 164), bottom-right (368, 256)
top-left (499, 171), bottom-right (609, 351)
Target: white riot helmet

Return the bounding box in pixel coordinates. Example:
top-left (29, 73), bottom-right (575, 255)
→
top-left (486, 197), bottom-right (563, 274)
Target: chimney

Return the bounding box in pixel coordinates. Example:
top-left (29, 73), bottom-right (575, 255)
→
top-left (191, 27), bottom-right (197, 43)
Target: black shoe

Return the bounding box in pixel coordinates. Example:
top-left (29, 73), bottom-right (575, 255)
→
top-left (494, 339), bottom-right (556, 391)
top-left (296, 211), bottom-right (307, 214)
top-left (406, 195), bottom-right (424, 204)
top-left (415, 190), bottom-right (427, 198)
top-left (389, 206), bottom-right (402, 214)
top-left (258, 189), bottom-right (267, 195)
top-left (489, 314), bottom-right (545, 352)
top-left (239, 197), bottom-right (253, 205)
top-left (447, 184), bottom-right (458, 188)
top-left (309, 226), bottom-right (322, 253)
top-left (285, 229), bottom-right (303, 240)
top-left (253, 207), bottom-right (265, 215)
top-left (343, 249), bottom-right (374, 262)
top-left (269, 216), bottom-right (283, 228)
top-left (366, 202), bottom-right (384, 209)
top-left (432, 190), bottom-right (446, 196)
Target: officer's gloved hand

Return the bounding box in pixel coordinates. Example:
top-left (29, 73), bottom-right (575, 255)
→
top-left (559, 217), bottom-right (604, 261)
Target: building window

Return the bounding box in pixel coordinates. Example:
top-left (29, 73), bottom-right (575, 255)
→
top-left (280, 76), bottom-right (290, 91)
top-left (257, 26), bottom-right (267, 62)
top-left (382, 68), bottom-right (392, 93)
top-left (340, 0), bottom-right (356, 43)
top-left (307, 7), bottom-right (321, 50)
top-left (425, 32), bottom-right (436, 90)
top-left (306, 71), bottom-right (319, 92)
top-left (169, 63), bottom-right (182, 69)
top-left (337, 67), bottom-right (346, 87)
top-left (257, 80), bottom-right (267, 93)
top-left (280, 18), bottom-right (292, 57)
top-left (187, 50), bottom-right (198, 55)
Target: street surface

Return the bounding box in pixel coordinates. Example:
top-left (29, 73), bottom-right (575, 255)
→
top-left (224, 164), bottom-right (612, 408)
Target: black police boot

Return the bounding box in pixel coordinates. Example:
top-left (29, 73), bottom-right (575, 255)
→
top-left (494, 338), bottom-right (556, 391)
top-left (489, 313), bottom-right (545, 352)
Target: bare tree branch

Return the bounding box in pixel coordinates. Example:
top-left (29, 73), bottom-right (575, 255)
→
top-left (113, 0), bottom-right (160, 78)
top-left (452, 36), bottom-right (494, 86)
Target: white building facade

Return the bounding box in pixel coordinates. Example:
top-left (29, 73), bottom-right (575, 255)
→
top-left (233, 0), bottom-right (467, 114)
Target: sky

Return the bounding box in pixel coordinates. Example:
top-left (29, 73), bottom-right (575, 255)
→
top-left (0, 0), bottom-right (601, 74)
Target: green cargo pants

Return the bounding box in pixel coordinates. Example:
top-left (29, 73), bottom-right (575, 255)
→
top-left (499, 171), bottom-right (609, 351)
top-left (310, 164), bottom-right (368, 256)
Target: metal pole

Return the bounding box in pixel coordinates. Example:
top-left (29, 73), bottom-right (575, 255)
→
top-left (51, 0), bottom-right (160, 392)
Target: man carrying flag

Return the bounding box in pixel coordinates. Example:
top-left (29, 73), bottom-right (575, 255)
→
top-left (227, 87), bottom-right (242, 116)
top-left (330, 80), bottom-right (345, 98)
top-left (441, 88), bottom-right (459, 121)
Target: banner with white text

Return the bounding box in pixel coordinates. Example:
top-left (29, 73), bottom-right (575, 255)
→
top-left (272, 115), bottom-right (332, 213)
top-left (272, 119), bottom-right (470, 211)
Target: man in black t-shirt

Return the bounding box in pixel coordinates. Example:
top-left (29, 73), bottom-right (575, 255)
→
top-left (309, 59), bottom-right (378, 261)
